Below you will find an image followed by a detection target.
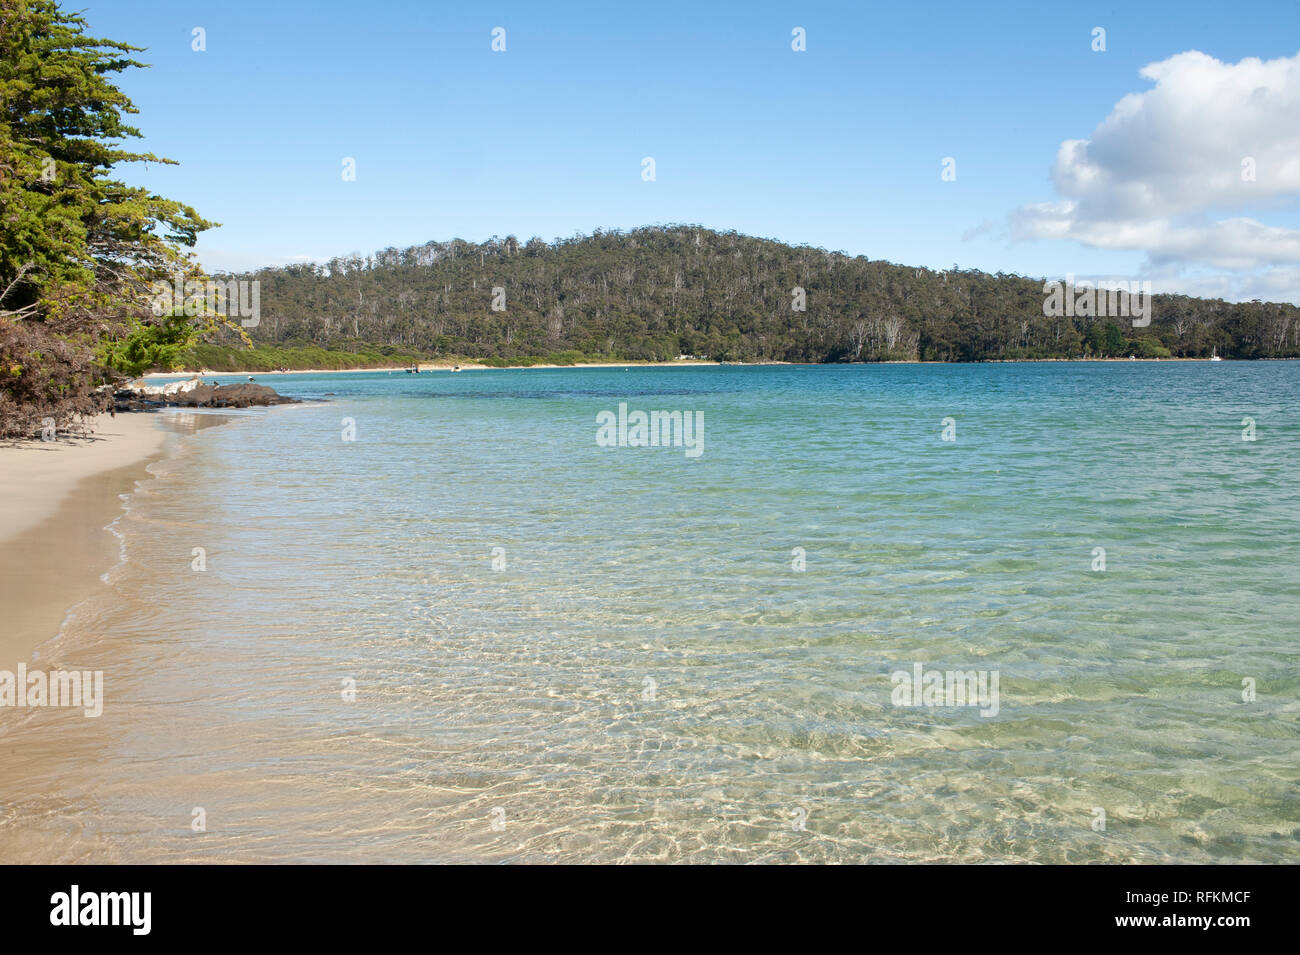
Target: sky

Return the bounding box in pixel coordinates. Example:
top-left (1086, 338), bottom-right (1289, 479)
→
top-left (82, 0), bottom-right (1300, 303)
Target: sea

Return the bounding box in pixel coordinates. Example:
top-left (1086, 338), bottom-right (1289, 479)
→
top-left (1, 361), bottom-right (1296, 863)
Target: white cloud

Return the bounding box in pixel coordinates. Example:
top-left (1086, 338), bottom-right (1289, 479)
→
top-left (1132, 264), bottom-right (1300, 303)
top-left (1011, 50), bottom-right (1300, 301)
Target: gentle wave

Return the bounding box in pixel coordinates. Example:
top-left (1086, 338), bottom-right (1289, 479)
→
top-left (1, 363), bottom-right (1296, 863)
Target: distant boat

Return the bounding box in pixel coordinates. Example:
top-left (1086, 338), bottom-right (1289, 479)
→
top-left (1210, 348), bottom-right (1223, 362)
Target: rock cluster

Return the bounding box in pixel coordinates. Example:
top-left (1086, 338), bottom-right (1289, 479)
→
top-left (113, 381), bottom-right (296, 412)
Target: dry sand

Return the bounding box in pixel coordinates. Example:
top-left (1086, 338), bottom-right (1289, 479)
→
top-left (140, 359), bottom-right (742, 378)
top-left (0, 414), bottom-right (169, 666)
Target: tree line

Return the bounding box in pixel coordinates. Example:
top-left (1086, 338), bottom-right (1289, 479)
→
top-left (216, 226), bottom-right (1300, 364)
top-left (1, 0), bottom-right (229, 438)
top-left (5, 1), bottom-right (1296, 441)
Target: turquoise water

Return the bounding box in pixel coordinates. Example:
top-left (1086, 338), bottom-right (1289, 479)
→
top-left (3, 362), bottom-right (1297, 862)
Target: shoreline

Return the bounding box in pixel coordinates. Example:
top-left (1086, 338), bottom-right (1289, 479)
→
top-left (0, 414), bottom-right (171, 665)
top-left (140, 356), bottom-right (1251, 378)
top-left (142, 359), bottom-right (736, 378)
top-left (0, 414), bottom-right (168, 543)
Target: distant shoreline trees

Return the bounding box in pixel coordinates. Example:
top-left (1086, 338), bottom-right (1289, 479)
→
top-left (206, 226), bottom-right (1299, 366)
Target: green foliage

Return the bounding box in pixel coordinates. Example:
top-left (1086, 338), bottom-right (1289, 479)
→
top-left (98, 309), bottom-right (195, 377)
top-left (1127, 336), bottom-right (1173, 359)
top-left (180, 344), bottom-right (430, 372)
top-left (1103, 322), bottom-right (1125, 356)
top-left (0, 0), bottom-right (216, 436)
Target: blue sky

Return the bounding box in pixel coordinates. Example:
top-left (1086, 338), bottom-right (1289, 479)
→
top-left (84, 1), bottom-right (1300, 300)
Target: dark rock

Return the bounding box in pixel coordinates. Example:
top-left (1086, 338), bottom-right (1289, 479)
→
top-left (169, 383), bottom-right (295, 408)
top-left (113, 382), bottom-right (296, 412)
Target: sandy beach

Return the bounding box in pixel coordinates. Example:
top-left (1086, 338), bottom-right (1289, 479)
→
top-left (139, 359), bottom-right (738, 378)
top-left (0, 414), bottom-right (169, 666)
top-left (137, 357), bottom-right (1221, 381)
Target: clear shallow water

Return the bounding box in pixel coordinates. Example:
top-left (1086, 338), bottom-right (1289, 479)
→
top-left (1, 362), bottom-right (1297, 863)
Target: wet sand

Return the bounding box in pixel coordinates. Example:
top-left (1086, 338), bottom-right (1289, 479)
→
top-left (0, 414), bottom-right (210, 666)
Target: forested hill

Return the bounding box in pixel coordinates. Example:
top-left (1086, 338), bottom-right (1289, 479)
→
top-left (219, 226), bottom-right (1300, 363)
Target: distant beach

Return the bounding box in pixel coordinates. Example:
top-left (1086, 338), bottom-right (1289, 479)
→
top-left (138, 355), bottom-right (1242, 381)
top-left (140, 359), bottom-right (755, 378)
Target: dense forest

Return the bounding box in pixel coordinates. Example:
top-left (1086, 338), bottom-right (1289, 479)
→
top-left (208, 226), bottom-right (1300, 365)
